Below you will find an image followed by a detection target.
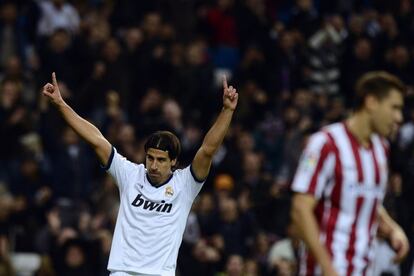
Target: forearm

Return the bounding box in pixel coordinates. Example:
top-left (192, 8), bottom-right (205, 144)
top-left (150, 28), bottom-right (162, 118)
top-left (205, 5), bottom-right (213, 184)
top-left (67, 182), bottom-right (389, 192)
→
top-left (200, 107), bottom-right (234, 156)
top-left (377, 206), bottom-right (399, 238)
top-left (377, 205), bottom-right (410, 262)
top-left (55, 101), bottom-right (111, 165)
top-left (292, 199), bottom-right (334, 272)
top-left (57, 102), bottom-right (104, 147)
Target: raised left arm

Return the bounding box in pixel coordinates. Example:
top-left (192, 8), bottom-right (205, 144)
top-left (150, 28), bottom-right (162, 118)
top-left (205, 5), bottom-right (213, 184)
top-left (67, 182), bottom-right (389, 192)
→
top-left (377, 205), bottom-right (410, 263)
top-left (191, 76), bottom-right (238, 181)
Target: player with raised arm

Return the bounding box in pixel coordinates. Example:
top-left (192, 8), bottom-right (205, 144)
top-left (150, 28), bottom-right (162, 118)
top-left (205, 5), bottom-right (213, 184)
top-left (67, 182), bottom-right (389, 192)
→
top-left (291, 71), bottom-right (409, 276)
top-left (42, 72), bottom-right (238, 276)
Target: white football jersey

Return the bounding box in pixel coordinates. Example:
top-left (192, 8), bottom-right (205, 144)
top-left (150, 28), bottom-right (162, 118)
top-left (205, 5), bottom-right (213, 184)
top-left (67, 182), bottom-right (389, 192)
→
top-left (106, 148), bottom-right (204, 276)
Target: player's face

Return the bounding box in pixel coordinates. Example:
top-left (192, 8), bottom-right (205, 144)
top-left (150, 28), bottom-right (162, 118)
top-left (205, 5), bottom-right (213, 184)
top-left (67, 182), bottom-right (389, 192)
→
top-left (145, 148), bottom-right (176, 185)
top-left (371, 89), bottom-right (404, 137)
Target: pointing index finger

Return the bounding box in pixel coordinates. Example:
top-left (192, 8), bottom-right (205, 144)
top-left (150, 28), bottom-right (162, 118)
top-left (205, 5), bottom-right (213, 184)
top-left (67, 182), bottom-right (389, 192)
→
top-left (52, 72), bottom-right (58, 87)
top-left (223, 74), bottom-right (228, 90)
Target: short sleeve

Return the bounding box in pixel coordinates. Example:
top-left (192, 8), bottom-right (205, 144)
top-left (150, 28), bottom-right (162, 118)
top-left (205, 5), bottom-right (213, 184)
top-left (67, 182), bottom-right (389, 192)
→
top-left (291, 132), bottom-right (336, 200)
top-left (176, 165), bottom-right (205, 202)
top-left (105, 147), bottom-right (144, 193)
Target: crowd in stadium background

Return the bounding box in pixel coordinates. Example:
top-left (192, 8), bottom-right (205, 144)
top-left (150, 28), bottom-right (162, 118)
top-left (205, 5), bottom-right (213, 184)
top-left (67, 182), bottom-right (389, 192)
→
top-left (0, 0), bottom-right (414, 275)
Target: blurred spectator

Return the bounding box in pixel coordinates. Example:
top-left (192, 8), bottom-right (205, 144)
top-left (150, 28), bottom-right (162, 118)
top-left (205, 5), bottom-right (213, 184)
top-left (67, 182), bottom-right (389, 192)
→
top-left (91, 174), bottom-right (119, 217)
top-left (214, 174), bottom-right (235, 198)
top-left (35, 255), bottom-right (55, 276)
top-left (203, 0), bottom-right (240, 71)
top-left (170, 39), bottom-right (215, 123)
top-left (50, 127), bottom-right (95, 200)
top-left (235, 45), bottom-right (268, 93)
top-left (196, 192), bottom-right (216, 237)
top-left (223, 254), bottom-right (244, 276)
top-left (376, 13), bottom-right (401, 60)
top-left (131, 87), bottom-right (165, 138)
top-left (341, 37), bottom-right (376, 105)
top-left (268, 224), bottom-right (298, 276)
top-left (98, 38), bottom-right (129, 105)
top-left (38, 29), bottom-right (79, 89)
top-left (244, 258), bottom-right (259, 276)
top-left (250, 232), bottom-right (270, 274)
top-left (0, 78), bottom-right (30, 165)
top-left (211, 197), bottom-right (256, 257)
top-left (0, 2), bottom-right (27, 71)
top-left (183, 238), bottom-right (220, 275)
top-left (162, 98), bottom-right (183, 134)
top-left (90, 90), bottom-right (127, 135)
top-left (1, 56), bottom-right (37, 106)
top-left (237, 0), bottom-right (271, 52)
top-left (37, 0), bottom-right (80, 37)
top-left (0, 235), bottom-right (14, 276)
top-left (305, 15), bottom-right (346, 95)
top-left (289, 0), bottom-right (319, 39)
top-left (180, 124), bottom-right (203, 165)
top-left (268, 30), bottom-right (304, 96)
top-left (8, 153), bottom-right (52, 251)
top-left (384, 44), bottom-right (414, 86)
top-left (205, 0), bottom-right (238, 47)
top-left (234, 81), bottom-right (269, 128)
top-left (122, 27), bottom-right (144, 97)
top-left (55, 239), bottom-right (93, 276)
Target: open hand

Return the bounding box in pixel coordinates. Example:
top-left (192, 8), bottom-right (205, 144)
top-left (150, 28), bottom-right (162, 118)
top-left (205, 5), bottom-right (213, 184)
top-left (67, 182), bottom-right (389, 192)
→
top-left (42, 72), bottom-right (64, 106)
top-left (222, 75), bottom-right (238, 111)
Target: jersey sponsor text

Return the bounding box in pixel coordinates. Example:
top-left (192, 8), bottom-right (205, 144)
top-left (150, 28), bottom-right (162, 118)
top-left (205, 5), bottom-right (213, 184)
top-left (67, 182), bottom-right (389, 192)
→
top-left (131, 194), bottom-right (173, 213)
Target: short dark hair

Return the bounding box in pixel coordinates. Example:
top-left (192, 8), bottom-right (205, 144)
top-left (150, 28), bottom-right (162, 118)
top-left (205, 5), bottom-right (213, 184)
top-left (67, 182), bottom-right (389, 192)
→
top-left (144, 131), bottom-right (181, 160)
top-left (354, 71), bottom-right (405, 110)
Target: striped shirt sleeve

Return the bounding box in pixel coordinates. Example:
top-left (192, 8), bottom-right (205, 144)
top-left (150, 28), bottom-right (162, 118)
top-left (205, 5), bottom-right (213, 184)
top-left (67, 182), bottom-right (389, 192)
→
top-left (291, 132), bottom-right (336, 199)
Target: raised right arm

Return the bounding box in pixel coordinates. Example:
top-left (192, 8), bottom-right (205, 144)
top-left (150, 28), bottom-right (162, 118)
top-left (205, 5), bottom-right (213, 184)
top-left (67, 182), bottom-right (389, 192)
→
top-left (42, 72), bottom-right (112, 166)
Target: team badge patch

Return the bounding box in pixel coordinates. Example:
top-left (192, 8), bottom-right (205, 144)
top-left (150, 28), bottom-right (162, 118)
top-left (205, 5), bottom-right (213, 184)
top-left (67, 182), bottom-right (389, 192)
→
top-left (165, 186), bottom-right (174, 197)
top-left (301, 152), bottom-right (318, 171)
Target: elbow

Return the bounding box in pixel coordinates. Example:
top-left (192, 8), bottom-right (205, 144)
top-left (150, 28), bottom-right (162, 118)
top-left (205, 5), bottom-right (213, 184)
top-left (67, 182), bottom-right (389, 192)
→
top-left (290, 201), bottom-right (301, 227)
top-left (91, 135), bottom-right (107, 149)
top-left (200, 145), bottom-right (216, 158)
top-left (290, 195), bottom-right (309, 227)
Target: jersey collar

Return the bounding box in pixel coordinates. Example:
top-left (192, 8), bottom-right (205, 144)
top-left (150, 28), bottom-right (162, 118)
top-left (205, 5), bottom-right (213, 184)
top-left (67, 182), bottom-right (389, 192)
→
top-left (146, 173), bottom-right (174, 188)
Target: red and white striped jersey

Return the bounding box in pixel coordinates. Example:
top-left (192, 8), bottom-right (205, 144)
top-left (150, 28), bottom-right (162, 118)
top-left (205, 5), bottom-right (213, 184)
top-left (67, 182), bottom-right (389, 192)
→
top-left (291, 122), bottom-right (389, 276)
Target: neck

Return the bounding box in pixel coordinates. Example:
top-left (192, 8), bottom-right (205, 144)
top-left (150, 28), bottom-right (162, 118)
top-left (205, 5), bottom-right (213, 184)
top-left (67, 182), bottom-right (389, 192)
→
top-left (346, 111), bottom-right (373, 147)
top-left (146, 172), bottom-right (173, 188)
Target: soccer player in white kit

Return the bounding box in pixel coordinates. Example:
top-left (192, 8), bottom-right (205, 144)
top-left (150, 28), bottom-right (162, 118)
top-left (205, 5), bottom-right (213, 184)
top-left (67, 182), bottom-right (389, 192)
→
top-left (42, 72), bottom-right (238, 276)
top-left (291, 71), bottom-right (410, 276)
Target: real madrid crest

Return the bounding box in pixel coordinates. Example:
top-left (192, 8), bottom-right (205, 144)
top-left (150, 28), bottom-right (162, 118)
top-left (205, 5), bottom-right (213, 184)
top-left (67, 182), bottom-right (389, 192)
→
top-left (165, 186), bottom-right (174, 197)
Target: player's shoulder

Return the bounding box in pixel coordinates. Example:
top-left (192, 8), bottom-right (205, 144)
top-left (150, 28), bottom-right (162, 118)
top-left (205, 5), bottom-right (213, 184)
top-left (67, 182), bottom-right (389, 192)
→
top-left (308, 122), bottom-right (339, 141)
top-left (113, 149), bottom-right (145, 170)
top-left (307, 123), bottom-right (344, 150)
top-left (172, 165), bottom-right (191, 179)
top-left (172, 165), bottom-right (203, 184)
top-left (321, 122), bottom-right (348, 143)
top-left (321, 122), bottom-right (344, 135)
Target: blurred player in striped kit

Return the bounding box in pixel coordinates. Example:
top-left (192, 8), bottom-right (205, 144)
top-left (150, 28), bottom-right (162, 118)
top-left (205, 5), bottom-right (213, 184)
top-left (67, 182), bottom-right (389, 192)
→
top-left (291, 71), bottom-right (409, 276)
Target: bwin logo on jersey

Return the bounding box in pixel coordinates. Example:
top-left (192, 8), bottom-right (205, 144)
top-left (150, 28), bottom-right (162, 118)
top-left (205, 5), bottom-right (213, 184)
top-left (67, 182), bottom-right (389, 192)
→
top-left (131, 194), bottom-right (172, 213)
